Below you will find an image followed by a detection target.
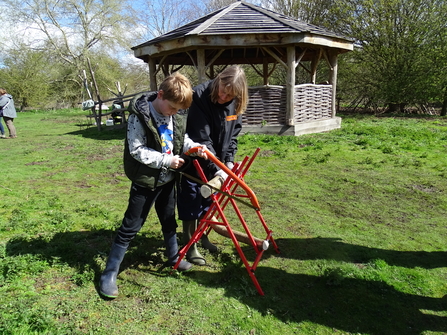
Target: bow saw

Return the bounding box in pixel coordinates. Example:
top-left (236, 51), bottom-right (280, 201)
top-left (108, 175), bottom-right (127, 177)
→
top-left (176, 147), bottom-right (261, 211)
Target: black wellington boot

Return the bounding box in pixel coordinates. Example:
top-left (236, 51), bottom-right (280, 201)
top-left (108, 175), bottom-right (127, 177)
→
top-left (182, 220), bottom-right (206, 266)
top-left (99, 243), bottom-right (127, 298)
top-left (164, 231), bottom-right (193, 272)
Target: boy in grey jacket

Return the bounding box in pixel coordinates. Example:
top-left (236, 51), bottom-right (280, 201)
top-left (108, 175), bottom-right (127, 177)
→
top-left (99, 72), bottom-right (207, 298)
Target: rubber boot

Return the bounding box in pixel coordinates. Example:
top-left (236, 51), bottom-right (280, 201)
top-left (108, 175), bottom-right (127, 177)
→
top-left (164, 231), bottom-right (193, 272)
top-left (201, 233), bottom-right (218, 253)
top-left (99, 243), bottom-right (127, 298)
top-left (182, 220), bottom-right (206, 266)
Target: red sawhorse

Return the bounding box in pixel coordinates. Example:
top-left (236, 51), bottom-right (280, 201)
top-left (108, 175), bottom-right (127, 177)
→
top-left (173, 147), bottom-right (280, 296)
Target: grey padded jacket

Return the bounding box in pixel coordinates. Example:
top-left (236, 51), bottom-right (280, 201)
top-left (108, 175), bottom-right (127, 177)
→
top-left (0, 94), bottom-right (17, 118)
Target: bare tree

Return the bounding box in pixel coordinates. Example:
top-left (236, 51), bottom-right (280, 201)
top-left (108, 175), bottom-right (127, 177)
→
top-left (138, 0), bottom-right (204, 39)
top-left (136, 0), bottom-right (249, 41)
top-left (0, 0), bottom-right (138, 95)
top-left (260, 0), bottom-right (335, 26)
top-left (204, 0), bottom-right (237, 13)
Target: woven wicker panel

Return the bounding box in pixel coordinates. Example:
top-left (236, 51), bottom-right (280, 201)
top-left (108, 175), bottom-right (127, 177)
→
top-left (294, 84), bottom-right (332, 123)
top-left (243, 86), bottom-right (286, 126)
top-left (243, 84), bottom-right (332, 126)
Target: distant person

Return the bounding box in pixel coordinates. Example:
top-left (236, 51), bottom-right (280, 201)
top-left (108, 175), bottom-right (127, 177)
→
top-left (177, 65), bottom-right (248, 265)
top-left (99, 72), bottom-right (208, 299)
top-left (0, 88), bottom-right (17, 139)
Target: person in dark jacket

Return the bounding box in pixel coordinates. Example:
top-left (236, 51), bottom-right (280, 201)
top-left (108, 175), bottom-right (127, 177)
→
top-left (0, 88), bottom-right (17, 139)
top-left (177, 65), bottom-right (248, 265)
top-left (99, 72), bottom-right (207, 299)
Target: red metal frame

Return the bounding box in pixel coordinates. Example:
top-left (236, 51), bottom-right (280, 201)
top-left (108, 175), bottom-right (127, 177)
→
top-left (174, 147), bottom-right (280, 295)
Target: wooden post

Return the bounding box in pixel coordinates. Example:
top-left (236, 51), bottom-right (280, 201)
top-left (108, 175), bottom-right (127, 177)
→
top-left (311, 59), bottom-right (317, 84)
top-left (286, 46), bottom-right (296, 126)
top-left (87, 57), bottom-right (103, 131)
top-left (82, 69), bottom-right (99, 129)
top-left (162, 63), bottom-right (169, 77)
top-left (263, 57), bottom-right (268, 85)
top-left (328, 50), bottom-right (338, 118)
top-left (310, 49), bottom-right (322, 84)
top-left (197, 49), bottom-right (206, 84)
top-left (149, 58), bottom-right (157, 91)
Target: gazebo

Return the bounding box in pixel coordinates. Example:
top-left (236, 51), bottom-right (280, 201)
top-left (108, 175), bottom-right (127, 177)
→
top-left (131, 1), bottom-right (354, 135)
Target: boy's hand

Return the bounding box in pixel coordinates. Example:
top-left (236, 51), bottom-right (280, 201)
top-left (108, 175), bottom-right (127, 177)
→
top-left (170, 155), bottom-right (185, 169)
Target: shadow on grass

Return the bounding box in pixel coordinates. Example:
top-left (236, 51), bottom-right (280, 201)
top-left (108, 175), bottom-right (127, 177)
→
top-left (65, 126), bottom-right (126, 141)
top-left (5, 233), bottom-right (446, 334)
top-left (4, 229), bottom-right (168, 290)
top-left (237, 267), bottom-right (447, 335)
top-left (228, 237), bottom-right (446, 334)
top-left (267, 237), bottom-right (447, 269)
top-left (190, 250), bottom-right (447, 335)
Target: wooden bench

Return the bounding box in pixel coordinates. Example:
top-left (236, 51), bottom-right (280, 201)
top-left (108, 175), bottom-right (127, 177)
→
top-left (83, 90), bottom-right (150, 130)
top-left (85, 108), bottom-right (128, 125)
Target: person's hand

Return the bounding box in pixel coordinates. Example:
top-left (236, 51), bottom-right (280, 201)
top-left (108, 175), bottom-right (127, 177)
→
top-left (196, 145), bottom-right (208, 160)
top-left (225, 162), bottom-right (234, 171)
top-left (214, 169), bottom-right (228, 181)
top-left (188, 145), bottom-right (208, 159)
top-left (170, 155), bottom-right (185, 169)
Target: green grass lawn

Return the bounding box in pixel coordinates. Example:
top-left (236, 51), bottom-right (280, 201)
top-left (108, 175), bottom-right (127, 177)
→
top-left (0, 109), bottom-right (446, 334)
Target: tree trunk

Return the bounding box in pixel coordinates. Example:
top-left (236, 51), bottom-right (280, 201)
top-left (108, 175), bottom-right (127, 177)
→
top-left (441, 86), bottom-right (447, 116)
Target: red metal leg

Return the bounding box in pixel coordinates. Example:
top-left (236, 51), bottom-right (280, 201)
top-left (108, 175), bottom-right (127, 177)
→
top-left (174, 148), bottom-right (279, 295)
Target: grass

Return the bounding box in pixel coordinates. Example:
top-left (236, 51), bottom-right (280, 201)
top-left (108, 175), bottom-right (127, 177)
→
top-left (0, 109), bottom-right (446, 334)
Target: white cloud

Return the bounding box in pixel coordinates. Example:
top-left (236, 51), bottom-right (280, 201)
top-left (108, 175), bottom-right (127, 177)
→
top-left (121, 52), bottom-right (146, 67)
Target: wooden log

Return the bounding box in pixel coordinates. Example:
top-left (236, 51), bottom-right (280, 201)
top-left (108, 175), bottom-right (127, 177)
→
top-left (200, 175), bottom-right (224, 198)
top-left (209, 217), bottom-right (268, 250)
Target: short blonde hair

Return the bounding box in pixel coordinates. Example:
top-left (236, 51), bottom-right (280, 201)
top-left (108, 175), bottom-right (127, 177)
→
top-left (159, 72), bottom-right (193, 109)
top-left (211, 66), bottom-right (248, 115)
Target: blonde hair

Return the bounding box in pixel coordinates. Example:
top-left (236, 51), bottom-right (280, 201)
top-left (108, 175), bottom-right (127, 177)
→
top-left (211, 66), bottom-right (248, 115)
top-left (159, 72), bottom-right (193, 109)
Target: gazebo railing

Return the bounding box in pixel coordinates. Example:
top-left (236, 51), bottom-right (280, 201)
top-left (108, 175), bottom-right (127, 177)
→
top-left (294, 84), bottom-right (332, 123)
top-left (243, 84), bottom-right (333, 127)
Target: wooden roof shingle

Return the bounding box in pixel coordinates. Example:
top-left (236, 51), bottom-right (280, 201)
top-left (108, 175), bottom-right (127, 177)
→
top-left (132, 1), bottom-right (353, 51)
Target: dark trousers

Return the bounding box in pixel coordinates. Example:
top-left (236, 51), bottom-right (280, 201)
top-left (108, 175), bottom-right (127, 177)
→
top-left (177, 174), bottom-right (212, 221)
top-left (114, 181), bottom-right (177, 248)
top-left (3, 117), bottom-right (16, 137)
top-left (0, 117), bottom-right (4, 134)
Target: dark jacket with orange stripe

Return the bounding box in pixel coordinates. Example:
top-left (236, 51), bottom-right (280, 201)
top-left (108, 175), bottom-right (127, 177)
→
top-left (185, 80), bottom-right (242, 177)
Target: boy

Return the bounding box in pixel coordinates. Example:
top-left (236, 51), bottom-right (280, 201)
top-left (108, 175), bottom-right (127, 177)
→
top-left (99, 72), bottom-right (207, 299)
